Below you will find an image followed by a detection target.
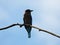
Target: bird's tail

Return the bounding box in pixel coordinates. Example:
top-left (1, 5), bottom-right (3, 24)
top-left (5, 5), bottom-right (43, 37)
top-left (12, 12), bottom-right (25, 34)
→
top-left (28, 32), bottom-right (31, 38)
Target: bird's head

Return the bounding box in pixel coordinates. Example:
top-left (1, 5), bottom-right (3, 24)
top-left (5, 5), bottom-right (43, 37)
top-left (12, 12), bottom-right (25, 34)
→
top-left (25, 9), bottom-right (33, 12)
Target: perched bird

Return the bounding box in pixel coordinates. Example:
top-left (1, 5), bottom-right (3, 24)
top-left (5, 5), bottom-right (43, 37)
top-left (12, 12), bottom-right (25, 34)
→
top-left (23, 9), bottom-right (33, 38)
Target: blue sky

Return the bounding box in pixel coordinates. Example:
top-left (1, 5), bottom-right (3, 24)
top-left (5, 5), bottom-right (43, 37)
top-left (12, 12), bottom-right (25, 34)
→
top-left (0, 0), bottom-right (60, 45)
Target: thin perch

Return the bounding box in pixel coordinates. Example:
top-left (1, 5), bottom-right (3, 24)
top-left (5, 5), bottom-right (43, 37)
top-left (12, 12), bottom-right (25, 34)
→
top-left (0, 23), bottom-right (60, 38)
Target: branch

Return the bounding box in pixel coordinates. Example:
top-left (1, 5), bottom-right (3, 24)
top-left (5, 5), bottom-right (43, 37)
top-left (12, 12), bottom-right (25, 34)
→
top-left (0, 23), bottom-right (19, 30)
top-left (0, 23), bottom-right (60, 38)
top-left (23, 24), bottom-right (60, 38)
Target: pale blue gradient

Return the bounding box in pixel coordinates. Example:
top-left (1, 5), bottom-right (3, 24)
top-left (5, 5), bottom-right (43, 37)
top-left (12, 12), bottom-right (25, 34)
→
top-left (0, 0), bottom-right (60, 45)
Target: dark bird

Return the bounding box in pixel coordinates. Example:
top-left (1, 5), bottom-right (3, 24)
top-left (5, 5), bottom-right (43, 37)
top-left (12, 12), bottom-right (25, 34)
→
top-left (23, 9), bottom-right (33, 38)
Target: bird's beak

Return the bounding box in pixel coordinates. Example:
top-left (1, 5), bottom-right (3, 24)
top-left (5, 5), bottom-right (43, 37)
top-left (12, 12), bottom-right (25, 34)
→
top-left (31, 10), bottom-right (33, 12)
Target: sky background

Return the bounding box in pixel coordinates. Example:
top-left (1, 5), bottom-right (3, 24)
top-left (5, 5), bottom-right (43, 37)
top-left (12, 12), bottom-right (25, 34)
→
top-left (0, 0), bottom-right (60, 45)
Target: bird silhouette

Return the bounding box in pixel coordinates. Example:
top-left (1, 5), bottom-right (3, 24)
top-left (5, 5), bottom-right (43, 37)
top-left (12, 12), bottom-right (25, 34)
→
top-left (23, 9), bottom-right (33, 38)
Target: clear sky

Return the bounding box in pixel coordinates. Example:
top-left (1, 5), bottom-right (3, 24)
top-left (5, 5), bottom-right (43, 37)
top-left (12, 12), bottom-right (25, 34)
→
top-left (0, 0), bottom-right (60, 45)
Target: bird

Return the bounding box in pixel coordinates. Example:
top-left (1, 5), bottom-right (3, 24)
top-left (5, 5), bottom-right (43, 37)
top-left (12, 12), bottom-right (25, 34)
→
top-left (23, 9), bottom-right (33, 38)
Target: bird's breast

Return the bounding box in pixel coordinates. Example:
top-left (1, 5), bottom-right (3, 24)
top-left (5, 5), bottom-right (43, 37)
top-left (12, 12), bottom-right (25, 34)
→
top-left (24, 14), bottom-right (32, 24)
